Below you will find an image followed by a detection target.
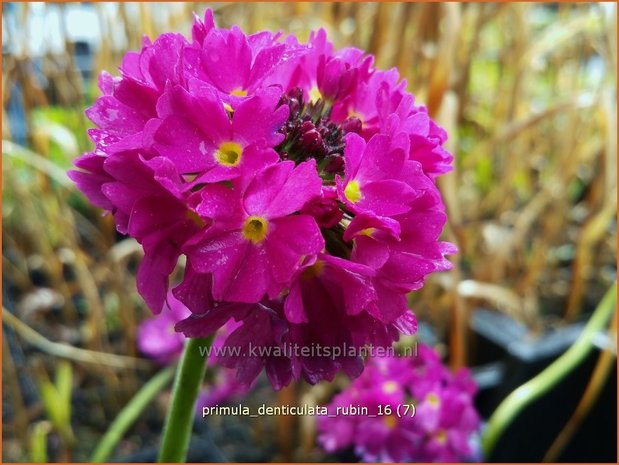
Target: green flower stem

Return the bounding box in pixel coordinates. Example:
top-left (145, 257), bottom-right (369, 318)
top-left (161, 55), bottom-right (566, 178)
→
top-left (91, 365), bottom-right (175, 463)
top-left (482, 282), bottom-right (617, 458)
top-left (158, 337), bottom-right (211, 463)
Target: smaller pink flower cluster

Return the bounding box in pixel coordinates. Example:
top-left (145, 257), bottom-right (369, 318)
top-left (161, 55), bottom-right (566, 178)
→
top-left (318, 345), bottom-right (481, 462)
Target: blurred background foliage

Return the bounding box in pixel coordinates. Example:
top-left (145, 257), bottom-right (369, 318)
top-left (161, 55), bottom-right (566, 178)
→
top-left (2, 2), bottom-right (617, 462)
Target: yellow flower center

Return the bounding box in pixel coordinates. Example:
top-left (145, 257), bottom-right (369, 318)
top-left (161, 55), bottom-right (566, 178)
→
top-left (344, 180), bottom-right (362, 203)
top-left (302, 260), bottom-right (324, 279)
top-left (215, 141), bottom-right (243, 167)
top-left (426, 392), bottom-right (440, 407)
top-left (309, 86), bottom-right (322, 104)
top-left (185, 209), bottom-right (205, 228)
top-left (230, 88), bottom-right (247, 97)
top-left (436, 429), bottom-right (447, 444)
top-left (383, 415), bottom-right (397, 430)
top-left (242, 216), bottom-right (268, 243)
top-left (382, 381), bottom-right (398, 394)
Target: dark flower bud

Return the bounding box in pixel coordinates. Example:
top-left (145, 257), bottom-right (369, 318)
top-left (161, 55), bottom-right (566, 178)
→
top-left (301, 196), bottom-right (343, 228)
top-left (300, 120), bottom-right (316, 134)
top-left (288, 99), bottom-right (301, 117)
top-left (341, 116), bottom-right (362, 134)
top-left (301, 128), bottom-right (324, 153)
top-left (324, 155), bottom-right (345, 174)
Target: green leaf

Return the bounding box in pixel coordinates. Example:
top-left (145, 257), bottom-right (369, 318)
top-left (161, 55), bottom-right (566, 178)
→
top-left (56, 361), bottom-right (73, 420)
top-left (38, 362), bottom-right (75, 445)
top-left (39, 379), bottom-right (66, 431)
top-left (29, 421), bottom-right (51, 463)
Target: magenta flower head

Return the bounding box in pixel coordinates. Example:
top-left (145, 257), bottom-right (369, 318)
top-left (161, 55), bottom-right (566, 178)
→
top-left (70, 10), bottom-right (455, 389)
top-left (318, 345), bottom-right (481, 462)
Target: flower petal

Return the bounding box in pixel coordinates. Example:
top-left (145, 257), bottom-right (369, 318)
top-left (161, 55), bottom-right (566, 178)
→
top-left (265, 215), bottom-right (324, 285)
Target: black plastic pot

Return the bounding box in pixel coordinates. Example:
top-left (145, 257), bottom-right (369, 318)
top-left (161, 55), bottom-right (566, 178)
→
top-left (469, 308), bottom-right (617, 462)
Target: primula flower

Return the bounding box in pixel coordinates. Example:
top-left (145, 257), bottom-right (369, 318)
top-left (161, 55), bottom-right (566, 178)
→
top-left (186, 160), bottom-right (324, 303)
top-left (318, 345), bottom-right (481, 462)
top-left (186, 19), bottom-right (294, 108)
top-left (87, 34), bottom-right (187, 156)
top-left (337, 132), bottom-right (419, 216)
top-left (152, 85), bottom-right (288, 183)
top-left (70, 10), bottom-right (456, 389)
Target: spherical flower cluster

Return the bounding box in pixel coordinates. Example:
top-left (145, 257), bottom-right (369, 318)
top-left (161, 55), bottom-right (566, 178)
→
top-left (70, 10), bottom-right (455, 389)
top-left (318, 345), bottom-right (481, 462)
